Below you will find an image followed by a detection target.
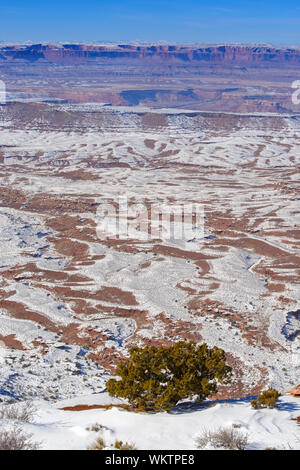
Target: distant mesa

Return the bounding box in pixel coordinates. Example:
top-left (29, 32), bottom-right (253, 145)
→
top-left (1, 43), bottom-right (300, 114)
top-left (1, 43), bottom-right (300, 66)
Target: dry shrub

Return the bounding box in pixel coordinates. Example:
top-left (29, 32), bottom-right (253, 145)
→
top-left (195, 426), bottom-right (248, 450)
top-left (0, 401), bottom-right (37, 423)
top-left (85, 423), bottom-right (109, 433)
top-left (0, 425), bottom-right (40, 450)
top-left (114, 440), bottom-right (137, 450)
top-left (87, 437), bottom-right (106, 450)
top-left (87, 437), bottom-right (137, 450)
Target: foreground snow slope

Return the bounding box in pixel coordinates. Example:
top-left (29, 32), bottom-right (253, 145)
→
top-left (2, 393), bottom-right (299, 450)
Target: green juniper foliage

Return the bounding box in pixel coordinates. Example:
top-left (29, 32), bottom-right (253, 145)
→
top-left (251, 388), bottom-right (281, 409)
top-left (106, 341), bottom-right (232, 411)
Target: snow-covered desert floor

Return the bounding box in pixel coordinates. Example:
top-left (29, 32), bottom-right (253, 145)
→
top-left (0, 103), bottom-right (299, 428)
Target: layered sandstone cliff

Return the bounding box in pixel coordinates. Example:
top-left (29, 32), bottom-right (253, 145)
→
top-left (1, 43), bottom-right (300, 66)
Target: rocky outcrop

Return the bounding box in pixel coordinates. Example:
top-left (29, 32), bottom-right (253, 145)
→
top-left (287, 385), bottom-right (300, 397)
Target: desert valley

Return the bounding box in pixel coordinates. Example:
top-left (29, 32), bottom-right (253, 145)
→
top-left (0, 42), bottom-right (299, 451)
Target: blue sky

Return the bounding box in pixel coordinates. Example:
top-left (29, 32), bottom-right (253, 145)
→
top-left (1, 1), bottom-right (300, 44)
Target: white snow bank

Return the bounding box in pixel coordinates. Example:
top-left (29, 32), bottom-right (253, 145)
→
top-left (2, 392), bottom-right (298, 450)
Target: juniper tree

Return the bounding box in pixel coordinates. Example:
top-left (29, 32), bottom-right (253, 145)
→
top-left (106, 341), bottom-right (232, 411)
